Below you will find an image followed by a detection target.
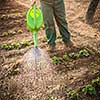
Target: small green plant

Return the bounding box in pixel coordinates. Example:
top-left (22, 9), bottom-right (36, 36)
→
top-left (92, 77), bottom-right (100, 87)
top-left (68, 90), bottom-right (79, 100)
top-left (12, 43), bottom-right (21, 49)
top-left (52, 56), bottom-right (61, 65)
top-left (42, 37), bottom-right (47, 43)
top-left (82, 84), bottom-right (96, 95)
top-left (69, 52), bottom-right (75, 58)
top-left (69, 52), bottom-right (79, 59)
top-left (21, 40), bottom-right (31, 47)
top-left (79, 49), bottom-right (89, 57)
top-left (49, 96), bottom-right (57, 100)
top-left (63, 54), bottom-right (70, 61)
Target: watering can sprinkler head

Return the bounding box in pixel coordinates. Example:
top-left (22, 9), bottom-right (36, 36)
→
top-left (26, 1), bottom-right (43, 48)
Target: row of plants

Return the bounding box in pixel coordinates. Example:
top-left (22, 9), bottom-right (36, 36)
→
top-left (0, 13), bottom-right (23, 20)
top-left (49, 77), bottom-right (100, 100)
top-left (0, 40), bottom-right (34, 50)
top-left (0, 29), bottom-right (23, 37)
top-left (67, 77), bottom-right (100, 100)
top-left (52, 49), bottom-right (90, 65)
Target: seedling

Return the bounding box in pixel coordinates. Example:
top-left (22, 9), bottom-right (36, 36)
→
top-left (82, 84), bottom-right (96, 95)
top-left (21, 40), bottom-right (31, 47)
top-left (49, 96), bottom-right (57, 100)
top-left (63, 54), bottom-right (70, 61)
top-left (42, 37), bottom-right (47, 43)
top-left (92, 77), bottom-right (100, 87)
top-left (79, 49), bottom-right (89, 57)
top-left (68, 90), bottom-right (79, 100)
top-left (52, 56), bottom-right (61, 65)
top-left (12, 43), bottom-right (21, 49)
top-left (69, 52), bottom-right (79, 59)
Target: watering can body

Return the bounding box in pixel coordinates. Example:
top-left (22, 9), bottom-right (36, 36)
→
top-left (26, 4), bottom-right (43, 47)
top-left (27, 4), bottom-right (43, 33)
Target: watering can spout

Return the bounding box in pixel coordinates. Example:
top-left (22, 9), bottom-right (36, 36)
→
top-left (33, 31), bottom-right (38, 48)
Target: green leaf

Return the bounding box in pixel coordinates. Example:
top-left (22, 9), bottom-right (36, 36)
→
top-left (82, 84), bottom-right (96, 95)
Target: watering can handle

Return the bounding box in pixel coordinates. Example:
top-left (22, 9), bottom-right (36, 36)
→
top-left (30, 0), bottom-right (38, 6)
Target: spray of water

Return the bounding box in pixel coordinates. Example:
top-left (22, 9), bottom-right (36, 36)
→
top-left (14, 47), bottom-right (62, 100)
top-left (1, 47), bottom-right (65, 100)
top-left (23, 48), bottom-right (54, 86)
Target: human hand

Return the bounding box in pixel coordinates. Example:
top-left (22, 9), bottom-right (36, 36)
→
top-left (30, 0), bottom-right (36, 7)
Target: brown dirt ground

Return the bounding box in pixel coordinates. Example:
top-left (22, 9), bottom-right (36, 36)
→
top-left (0, 0), bottom-right (100, 100)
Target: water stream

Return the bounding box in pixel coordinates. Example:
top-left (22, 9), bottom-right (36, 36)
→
top-left (17, 47), bottom-right (59, 99)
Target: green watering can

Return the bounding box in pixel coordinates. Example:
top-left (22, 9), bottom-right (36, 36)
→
top-left (27, 2), bottom-right (43, 48)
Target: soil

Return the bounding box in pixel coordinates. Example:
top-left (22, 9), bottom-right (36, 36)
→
top-left (0, 0), bottom-right (100, 100)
